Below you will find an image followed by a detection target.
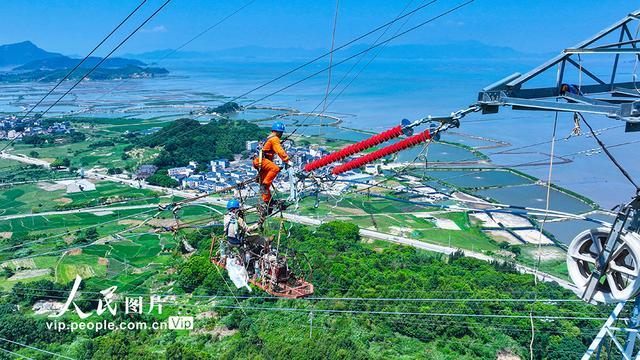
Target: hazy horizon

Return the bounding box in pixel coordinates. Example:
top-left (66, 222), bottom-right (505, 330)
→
top-left (0, 1), bottom-right (635, 56)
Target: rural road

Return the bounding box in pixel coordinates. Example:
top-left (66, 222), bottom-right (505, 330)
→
top-left (1, 151), bottom-right (51, 168)
top-left (284, 213), bottom-right (577, 293)
top-left (2, 152), bottom-right (578, 293)
top-left (0, 204), bottom-right (159, 221)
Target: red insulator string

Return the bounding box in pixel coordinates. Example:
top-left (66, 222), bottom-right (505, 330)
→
top-left (304, 125), bottom-right (404, 172)
top-left (332, 129), bottom-right (431, 175)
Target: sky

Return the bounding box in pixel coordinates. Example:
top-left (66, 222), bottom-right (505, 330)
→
top-left (0, 0), bottom-right (636, 56)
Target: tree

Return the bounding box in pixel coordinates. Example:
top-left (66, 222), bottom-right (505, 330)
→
top-left (10, 280), bottom-right (66, 305)
top-left (177, 256), bottom-right (215, 292)
top-left (91, 332), bottom-right (131, 359)
top-left (51, 158), bottom-right (70, 169)
top-left (67, 338), bottom-right (93, 359)
top-left (3, 267), bottom-right (14, 278)
top-left (211, 101), bottom-right (241, 115)
top-left (165, 342), bottom-right (204, 360)
top-left (146, 173), bottom-right (179, 188)
top-left (29, 150), bottom-right (40, 158)
top-left (140, 118), bottom-right (262, 168)
top-left (546, 336), bottom-right (584, 360)
top-left (85, 227), bottom-right (99, 242)
top-left (22, 134), bottom-right (46, 145)
top-left (107, 167), bottom-right (123, 175)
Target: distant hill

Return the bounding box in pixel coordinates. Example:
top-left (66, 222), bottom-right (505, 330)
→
top-left (126, 41), bottom-right (545, 62)
top-left (0, 66), bottom-right (169, 83)
top-left (348, 41), bottom-right (528, 60)
top-left (0, 40), bottom-right (169, 82)
top-left (15, 56), bottom-right (146, 71)
top-left (0, 41), bottom-right (62, 67)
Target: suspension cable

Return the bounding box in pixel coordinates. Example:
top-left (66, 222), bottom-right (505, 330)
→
top-left (577, 112), bottom-right (640, 191)
top-left (244, 1), bottom-right (474, 107)
top-left (0, 338), bottom-right (73, 360)
top-left (285, 0), bottom-right (418, 140)
top-left (93, 0), bottom-right (256, 104)
top-left (225, 0), bottom-right (439, 104)
top-left (19, 0), bottom-right (148, 120)
top-left (529, 111), bottom-right (558, 360)
top-left (0, 0), bottom-right (173, 153)
top-left (322, 0), bottom-right (340, 115)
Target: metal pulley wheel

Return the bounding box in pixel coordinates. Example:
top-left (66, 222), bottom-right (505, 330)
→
top-left (567, 227), bottom-right (640, 303)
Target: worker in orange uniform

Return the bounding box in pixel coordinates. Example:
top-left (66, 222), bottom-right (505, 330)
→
top-left (252, 121), bottom-right (291, 206)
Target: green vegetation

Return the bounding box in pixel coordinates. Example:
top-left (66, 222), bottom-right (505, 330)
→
top-left (140, 118), bottom-right (263, 167)
top-left (50, 157), bottom-right (70, 168)
top-left (146, 173), bottom-right (179, 188)
top-left (0, 221), bottom-right (602, 359)
top-left (0, 66), bottom-right (168, 83)
top-left (0, 112), bottom-right (606, 358)
top-left (22, 131), bottom-right (86, 146)
top-left (0, 162), bottom-right (68, 183)
top-left (0, 180), bottom-right (162, 217)
top-left (210, 101), bottom-right (241, 115)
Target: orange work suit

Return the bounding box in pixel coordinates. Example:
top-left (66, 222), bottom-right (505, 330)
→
top-left (252, 133), bottom-right (290, 203)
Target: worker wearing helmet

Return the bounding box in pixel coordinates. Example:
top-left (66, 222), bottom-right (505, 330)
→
top-left (252, 121), bottom-right (291, 204)
top-left (222, 199), bottom-right (247, 258)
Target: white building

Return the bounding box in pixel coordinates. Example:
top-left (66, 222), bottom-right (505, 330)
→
top-left (210, 159), bottom-right (229, 170)
top-left (168, 166), bottom-right (194, 178)
top-left (246, 140), bottom-right (259, 152)
top-left (364, 164), bottom-right (379, 175)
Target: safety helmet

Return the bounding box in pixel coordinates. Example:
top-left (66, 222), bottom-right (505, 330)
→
top-left (271, 121), bottom-right (285, 132)
top-left (226, 199), bottom-right (240, 210)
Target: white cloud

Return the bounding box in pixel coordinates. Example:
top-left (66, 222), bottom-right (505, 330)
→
top-left (142, 25), bottom-right (167, 33)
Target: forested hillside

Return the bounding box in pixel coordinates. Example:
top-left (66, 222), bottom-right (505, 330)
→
top-left (1, 221), bottom-right (603, 359)
top-left (140, 118), bottom-right (263, 168)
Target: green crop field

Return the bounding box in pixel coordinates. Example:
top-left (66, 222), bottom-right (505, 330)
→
top-left (0, 180), bottom-right (165, 217)
top-left (0, 115), bottom-right (578, 302)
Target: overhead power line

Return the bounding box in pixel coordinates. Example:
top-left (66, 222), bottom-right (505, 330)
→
top-left (20, 0), bottom-right (148, 120)
top-left (150, 0), bottom-right (469, 154)
top-left (0, 338), bottom-right (73, 360)
top-left (92, 0), bottom-right (256, 103)
top-left (577, 112), bottom-right (640, 191)
top-left (244, 0), bottom-right (474, 107)
top-left (0, 0), bottom-right (173, 153)
top-left (1, 285), bottom-right (591, 303)
top-left (226, 0), bottom-right (439, 104)
top-left (286, 0), bottom-right (419, 139)
top-left (321, 0), bottom-right (341, 114)
top-left (133, 0), bottom-right (445, 150)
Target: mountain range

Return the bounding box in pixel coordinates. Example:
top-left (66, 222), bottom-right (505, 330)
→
top-left (0, 41), bottom-right (168, 82)
top-left (0, 41), bottom-right (61, 67)
top-left (125, 41), bottom-right (548, 62)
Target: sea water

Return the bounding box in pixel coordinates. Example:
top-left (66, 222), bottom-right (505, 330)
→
top-left (1, 56), bottom-right (638, 209)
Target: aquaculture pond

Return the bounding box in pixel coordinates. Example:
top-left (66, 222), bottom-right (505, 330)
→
top-left (228, 108), bottom-right (290, 121)
top-left (291, 126), bottom-right (372, 141)
top-left (442, 132), bottom-right (501, 149)
top-left (543, 219), bottom-right (602, 246)
top-left (396, 142), bottom-right (481, 163)
top-left (475, 184), bottom-right (594, 214)
top-left (273, 114), bottom-right (336, 126)
top-left (423, 169), bottom-right (533, 188)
